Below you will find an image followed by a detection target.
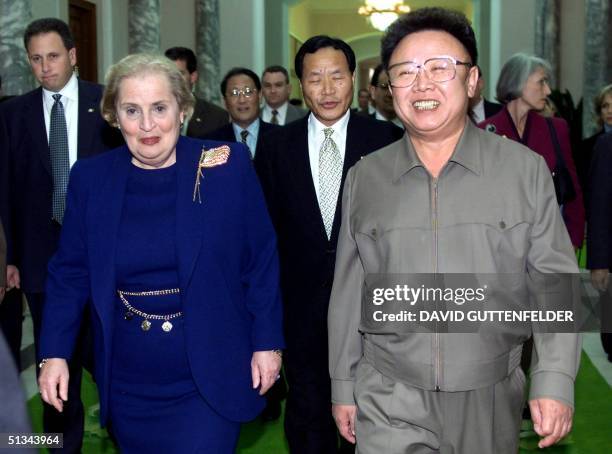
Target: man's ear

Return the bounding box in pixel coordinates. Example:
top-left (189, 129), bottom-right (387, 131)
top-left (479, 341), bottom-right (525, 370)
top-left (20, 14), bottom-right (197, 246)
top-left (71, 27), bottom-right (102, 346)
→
top-left (466, 66), bottom-right (479, 98)
top-left (190, 71), bottom-right (199, 86)
top-left (69, 47), bottom-right (77, 67)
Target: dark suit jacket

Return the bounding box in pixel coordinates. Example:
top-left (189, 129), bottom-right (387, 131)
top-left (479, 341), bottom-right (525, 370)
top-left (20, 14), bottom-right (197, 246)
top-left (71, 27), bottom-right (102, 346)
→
top-left (579, 130), bottom-right (604, 196)
top-left (186, 97), bottom-right (229, 138)
top-left (484, 99), bottom-right (503, 118)
top-left (254, 112), bottom-right (403, 347)
top-left (0, 222), bottom-right (5, 290)
top-left (39, 137), bottom-right (284, 424)
top-left (0, 80), bottom-right (122, 292)
top-left (204, 119), bottom-right (278, 157)
top-left (587, 133), bottom-right (612, 271)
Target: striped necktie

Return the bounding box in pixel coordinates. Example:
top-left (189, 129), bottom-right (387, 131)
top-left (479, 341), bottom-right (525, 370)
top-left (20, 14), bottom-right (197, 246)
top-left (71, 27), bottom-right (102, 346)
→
top-left (270, 109), bottom-right (279, 125)
top-left (240, 129), bottom-right (253, 158)
top-left (49, 94), bottom-right (70, 223)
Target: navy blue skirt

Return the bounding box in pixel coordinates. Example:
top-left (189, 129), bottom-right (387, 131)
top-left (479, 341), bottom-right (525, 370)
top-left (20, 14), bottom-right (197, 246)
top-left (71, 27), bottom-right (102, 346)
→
top-left (109, 293), bottom-right (240, 453)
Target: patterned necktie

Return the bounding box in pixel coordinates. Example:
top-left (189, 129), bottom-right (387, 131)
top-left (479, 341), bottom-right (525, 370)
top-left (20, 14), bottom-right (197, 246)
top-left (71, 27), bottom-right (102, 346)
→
top-left (240, 129), bottom-right (252, 158)
top-left (49, 94), bottom-right (70, 224)
top-left (319, 127), bottom-right (342, 239)
top-left (270, 109), bottom-right (279, 125)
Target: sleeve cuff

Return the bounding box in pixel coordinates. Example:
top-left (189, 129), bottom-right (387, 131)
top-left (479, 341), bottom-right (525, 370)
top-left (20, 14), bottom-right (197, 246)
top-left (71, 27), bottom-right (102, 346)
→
top-left (331, 379), bottom-right (355, 405)
top-left (528, 370), bottom-right (575, 409)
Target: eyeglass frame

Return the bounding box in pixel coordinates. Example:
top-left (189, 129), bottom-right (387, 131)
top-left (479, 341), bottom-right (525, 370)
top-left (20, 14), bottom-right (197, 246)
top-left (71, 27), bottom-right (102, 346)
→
top-left (387, 56), bottom-right (473, 89)
top-left (227, 86), bottom-right (258, 98)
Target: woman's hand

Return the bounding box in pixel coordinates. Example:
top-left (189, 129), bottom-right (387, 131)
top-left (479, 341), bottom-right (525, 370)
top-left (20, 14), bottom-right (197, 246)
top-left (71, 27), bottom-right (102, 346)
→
top-left (38, 358), bottom-right (69, 412)
top-left (251, 350), bottom-right (282, 395)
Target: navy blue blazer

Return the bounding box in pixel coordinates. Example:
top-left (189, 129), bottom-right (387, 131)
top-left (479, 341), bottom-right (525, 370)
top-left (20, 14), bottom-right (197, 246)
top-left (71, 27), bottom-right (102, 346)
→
top-left (587, 133), bottom-right (612, 271)
top-left (39, 136), bottom-right (284, 424)
top-left (0, 80), bottom-right (122, 292)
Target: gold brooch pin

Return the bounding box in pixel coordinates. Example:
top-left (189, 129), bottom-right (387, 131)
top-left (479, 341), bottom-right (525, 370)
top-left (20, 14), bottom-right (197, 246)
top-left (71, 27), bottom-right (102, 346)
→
top-left (193, 145), bottom-right (231, 203)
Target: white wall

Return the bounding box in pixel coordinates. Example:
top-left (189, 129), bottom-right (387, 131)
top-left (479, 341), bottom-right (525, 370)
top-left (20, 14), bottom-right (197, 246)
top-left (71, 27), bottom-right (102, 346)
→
top-left (559, 0), bottom-right (585, 101)
top-left (160, 0), bottom-right (196, 53)
top-left (219, 0), bottom-right (265, 80)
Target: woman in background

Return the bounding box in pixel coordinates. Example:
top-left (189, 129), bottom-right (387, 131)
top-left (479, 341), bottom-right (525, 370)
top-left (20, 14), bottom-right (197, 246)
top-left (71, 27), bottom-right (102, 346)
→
top-left (37, 54), bottom-right (284, 453)
top-left (479, 53), bottom-right (584, 249)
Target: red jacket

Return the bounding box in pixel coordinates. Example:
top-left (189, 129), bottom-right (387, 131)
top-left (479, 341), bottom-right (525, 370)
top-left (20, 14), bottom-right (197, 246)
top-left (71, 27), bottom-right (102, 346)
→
top-left (479, 108), bottom-right (585, 247)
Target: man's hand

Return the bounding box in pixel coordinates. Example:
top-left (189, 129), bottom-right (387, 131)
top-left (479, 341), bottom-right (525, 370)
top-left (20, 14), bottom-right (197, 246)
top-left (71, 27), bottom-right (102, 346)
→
top-left (38, 358), bottom-right (69, 413)
top-left (6, 265), bottom-right (20, 290)
top-left (591, 269), bottom-right (609, 292)
top-left (251, 350), bottom-right (282, 396)
top-left (332, 404), bottom-right (357, 444)
top-left (529, 398), bottom-right (573, 449)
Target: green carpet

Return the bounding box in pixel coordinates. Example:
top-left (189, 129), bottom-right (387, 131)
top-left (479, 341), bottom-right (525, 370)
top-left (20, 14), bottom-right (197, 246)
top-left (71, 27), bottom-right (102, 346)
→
top-left (27, 351), bottom-right (610, 453)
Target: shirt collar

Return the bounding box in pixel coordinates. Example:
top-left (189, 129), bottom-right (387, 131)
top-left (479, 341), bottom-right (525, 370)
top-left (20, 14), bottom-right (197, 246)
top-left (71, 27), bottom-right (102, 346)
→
top-left (42, 72), bottom-right (78, 104)
top-left (308, 108), bottom-right (350, 138)
top-left (232, 117), bottom-right (260, 136)
top-left (264, 102), bottom-right (288, 116)
top-left (393, 119), bottom-right (482, 182)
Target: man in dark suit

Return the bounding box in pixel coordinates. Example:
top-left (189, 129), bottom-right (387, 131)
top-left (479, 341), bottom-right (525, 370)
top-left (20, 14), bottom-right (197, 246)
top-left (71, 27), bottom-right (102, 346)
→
top-left (205, 67), bottom-right (277, 158)
top-left (261, 65), bottom-right (307, 125)
top-left (368, 63), bottom-right (404, 128)
top-left (164, 46), bottom-right (229, 138)
top-left (255, 36), bottom-right (403, 454)
top-left (587, 133), bottom-right (612, 361)
top-left (0, 18), bottom-right (121, 453)
top-left (469, 65), bottom-right (502, 123)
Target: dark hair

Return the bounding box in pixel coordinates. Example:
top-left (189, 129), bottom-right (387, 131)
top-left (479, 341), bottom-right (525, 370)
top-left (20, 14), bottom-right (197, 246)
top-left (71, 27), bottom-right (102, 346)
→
top-left (164, 47), bottom-right (197, 74)
top-left (24, 18), bottom-right (75, 51)
top-left (220, 67), bottom-right (261, 96)
top-left (370, 64), bottom-right (386, 87)
top-left (262, 65), bottom-right (289, 83)
top-left (381, 7), bottom-right (477, 70)
top-left (294, 35), bottom-right (356, 80)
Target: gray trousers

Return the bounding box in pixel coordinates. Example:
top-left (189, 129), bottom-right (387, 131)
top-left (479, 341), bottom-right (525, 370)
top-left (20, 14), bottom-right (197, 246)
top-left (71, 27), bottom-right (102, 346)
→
top-left (354, 360), bottom-right (525, 454)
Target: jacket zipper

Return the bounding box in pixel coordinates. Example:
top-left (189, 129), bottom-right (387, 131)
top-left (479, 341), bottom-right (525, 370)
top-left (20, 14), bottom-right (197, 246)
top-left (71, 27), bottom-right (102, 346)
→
top-left (431, 177), bottom-right (440, 391)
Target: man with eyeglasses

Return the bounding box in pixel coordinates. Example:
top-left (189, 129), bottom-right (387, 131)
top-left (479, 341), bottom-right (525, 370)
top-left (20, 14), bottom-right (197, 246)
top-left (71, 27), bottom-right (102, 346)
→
top-left (205, 67), bottom-right (277, 158)
top-left (368, 63), bottom-right (403, 128)
top-left (328, 7), bottom-right (580, 453)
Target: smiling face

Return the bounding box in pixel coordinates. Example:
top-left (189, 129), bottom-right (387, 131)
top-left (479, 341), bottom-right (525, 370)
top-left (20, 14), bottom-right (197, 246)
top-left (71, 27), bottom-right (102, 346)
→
top-left (520, 66), bottom-right (551, 111)
top-left (300, 47), bottom-right (354, 126)
top-left (27, 32), bottom-right (76, 92)
top-left (116, 72), bottom-right (184, 169)
top-left (223, 74), bottom-right (261, 129)
top-left (388, 30), bottom-right (478, 140)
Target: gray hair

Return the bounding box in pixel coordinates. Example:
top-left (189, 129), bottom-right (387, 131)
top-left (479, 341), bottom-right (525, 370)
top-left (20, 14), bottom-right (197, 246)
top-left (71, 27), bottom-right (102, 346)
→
top-left (101, 53), bottom-right (195, 127)
top-left (495, 53), bottom-right (552, 104)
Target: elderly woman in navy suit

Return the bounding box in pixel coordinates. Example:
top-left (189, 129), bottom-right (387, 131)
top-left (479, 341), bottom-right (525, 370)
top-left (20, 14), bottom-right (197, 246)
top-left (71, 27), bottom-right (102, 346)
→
top-left (37, 54), bottom-right (284, 453)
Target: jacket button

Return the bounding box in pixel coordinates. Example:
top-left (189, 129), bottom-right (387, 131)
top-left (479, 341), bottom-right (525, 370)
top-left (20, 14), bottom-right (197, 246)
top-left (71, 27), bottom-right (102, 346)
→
top-left (499, 221), bottom-right (506, 229)
top-left (326, 248), bottom-right (336, 255)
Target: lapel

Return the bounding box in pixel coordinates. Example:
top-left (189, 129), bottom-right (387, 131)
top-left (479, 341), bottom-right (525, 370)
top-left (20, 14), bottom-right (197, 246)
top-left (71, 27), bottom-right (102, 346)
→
top-left (174, 137), bottom-right (204, 292)
top-left (89, 148), bottom-right (131, 326)
top-left (77, 81), bottom-right (99, 158)
top-left (26, 88), bottom-right (52, 175)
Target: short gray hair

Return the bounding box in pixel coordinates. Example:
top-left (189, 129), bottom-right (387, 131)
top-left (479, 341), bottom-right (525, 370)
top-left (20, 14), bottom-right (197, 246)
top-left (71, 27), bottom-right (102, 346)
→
top-left (101, 53), bottom-right (195, 127)
top-left (495, 53), bottom-right (552, 104)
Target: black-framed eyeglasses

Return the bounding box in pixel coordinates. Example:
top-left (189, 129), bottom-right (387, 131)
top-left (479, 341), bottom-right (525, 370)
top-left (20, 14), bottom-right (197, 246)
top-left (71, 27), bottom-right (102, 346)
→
top-left (387, 56), bottom-right (472, 88)
top-left (228, 87), bottom-right (257, 98)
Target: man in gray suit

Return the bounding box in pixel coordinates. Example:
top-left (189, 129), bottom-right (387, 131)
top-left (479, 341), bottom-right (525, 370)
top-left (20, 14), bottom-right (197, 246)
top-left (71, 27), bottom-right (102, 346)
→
top-left (328, 7), bottom-right (580, 453)
top-left (165, 46), bottom-right (229, 138)
top-left (261, 65), bottom-right (307, 125)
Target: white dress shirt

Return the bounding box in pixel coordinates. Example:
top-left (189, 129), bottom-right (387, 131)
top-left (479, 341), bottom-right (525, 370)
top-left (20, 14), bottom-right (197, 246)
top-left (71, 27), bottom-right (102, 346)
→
top-left (471, 97), bottom-right (485, 124)
top-left (42, 73), bottom-right (79, 167)
top-left (232, 119), bottom-right (260, 158)
top-left (374, 110), bottom-right (404, 129)
top-left (307, 109), bottom-right (350, 205)
top-left (262, 102), bottom-right (289, 125)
